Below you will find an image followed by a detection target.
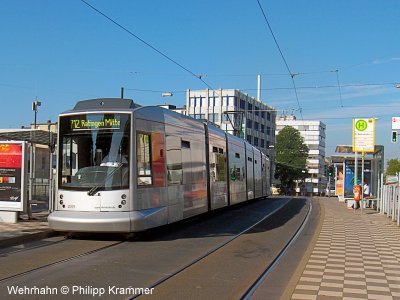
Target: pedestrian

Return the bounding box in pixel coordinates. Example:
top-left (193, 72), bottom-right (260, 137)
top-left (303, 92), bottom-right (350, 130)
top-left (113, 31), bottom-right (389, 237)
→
top-left (363, 181), bottom-right (371, 208)
top-left (351, 198), bottom-right (360, 210)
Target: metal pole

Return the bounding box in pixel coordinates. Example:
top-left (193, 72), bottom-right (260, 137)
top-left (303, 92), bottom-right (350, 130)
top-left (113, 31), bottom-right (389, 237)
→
top-left (354, 152), bottom-right (358, 185)
top-left (354, 151), bottom-right (358, 195)
top-left (28, 143), bottom-right (34, 219)
top-left (361, 152), bottom-right (365, 213)
top-left (379, 172), bottom-right (384, 212)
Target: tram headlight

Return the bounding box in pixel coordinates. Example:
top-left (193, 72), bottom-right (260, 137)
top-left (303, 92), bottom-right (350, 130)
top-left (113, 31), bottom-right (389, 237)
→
top-left (59, 200), bottom-right (63, 205)
top-left (121, 200), bottom-right (126, 205)
top-left (121, 194), bottom-right (127, 200)
top-left (59, 194), bottom-right (63, 199)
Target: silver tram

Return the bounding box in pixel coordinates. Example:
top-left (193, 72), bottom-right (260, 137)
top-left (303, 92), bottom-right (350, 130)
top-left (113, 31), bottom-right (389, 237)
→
top-left (48, 98), bottom-right (271, 232)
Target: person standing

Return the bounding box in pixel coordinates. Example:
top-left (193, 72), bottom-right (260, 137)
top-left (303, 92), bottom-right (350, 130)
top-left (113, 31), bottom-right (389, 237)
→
top-left (363, 181), bottom-right (371, 208)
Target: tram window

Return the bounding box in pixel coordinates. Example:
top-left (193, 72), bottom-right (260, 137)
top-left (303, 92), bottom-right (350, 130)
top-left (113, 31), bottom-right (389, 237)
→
top-left (215, 153), bottom-right (226, 182)
top-left (181, 140), bottom-right (191, 148)
top-left (230, 167), bottom-right (242, 181)
top-left (137, 133), bottom-right (152, 186)
top-left (166, 135), bottom-right (183, 185)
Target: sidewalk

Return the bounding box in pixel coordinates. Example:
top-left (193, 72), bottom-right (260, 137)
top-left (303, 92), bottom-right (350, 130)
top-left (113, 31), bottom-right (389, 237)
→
top-left (0, 211), bottom-right (55, 248)
top-left (291, 197), bottom-right (400, 300)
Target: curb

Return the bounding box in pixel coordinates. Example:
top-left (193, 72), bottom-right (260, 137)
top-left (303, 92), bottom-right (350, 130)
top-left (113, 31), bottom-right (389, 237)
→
top-left (0, 229), bottom-right (58, 249)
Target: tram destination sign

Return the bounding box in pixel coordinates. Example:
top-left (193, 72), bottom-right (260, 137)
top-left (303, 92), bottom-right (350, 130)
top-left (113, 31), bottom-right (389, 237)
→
top-left (70, 115), bottom-right (121, 131)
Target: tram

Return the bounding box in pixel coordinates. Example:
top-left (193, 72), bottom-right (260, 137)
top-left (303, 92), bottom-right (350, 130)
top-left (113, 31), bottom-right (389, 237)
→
top-left (48, 98), bottom-right (271, 232)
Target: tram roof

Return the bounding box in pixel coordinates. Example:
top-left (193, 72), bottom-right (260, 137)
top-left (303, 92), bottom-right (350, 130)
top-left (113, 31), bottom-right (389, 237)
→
top-left (70, 98), bottom-right (140, 112)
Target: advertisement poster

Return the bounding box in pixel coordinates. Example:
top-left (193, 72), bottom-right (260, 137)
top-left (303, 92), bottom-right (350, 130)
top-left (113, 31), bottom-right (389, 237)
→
top-left (0, 142), bottom-right (26, 211)
top-left (344, 159), bottom-right (371, 197)
top-left (335, 163), bottom-right (344, 196)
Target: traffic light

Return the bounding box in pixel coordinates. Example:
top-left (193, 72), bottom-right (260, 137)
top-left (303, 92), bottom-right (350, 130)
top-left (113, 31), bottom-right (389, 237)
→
top-left (328, 165), bottom-right (334, 177)
top-left (392, 131), bottom-right (398, 143)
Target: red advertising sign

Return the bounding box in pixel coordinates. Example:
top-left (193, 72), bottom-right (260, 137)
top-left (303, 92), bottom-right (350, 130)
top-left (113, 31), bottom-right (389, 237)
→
top-left (0, 142), bottom-right (26, 211)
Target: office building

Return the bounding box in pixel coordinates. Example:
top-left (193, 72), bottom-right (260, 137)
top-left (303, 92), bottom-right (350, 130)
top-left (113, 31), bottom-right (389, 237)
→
top-left (275, 115), bottom-right (327, 195)
top-left (185, 89), bottom-right (276, 156)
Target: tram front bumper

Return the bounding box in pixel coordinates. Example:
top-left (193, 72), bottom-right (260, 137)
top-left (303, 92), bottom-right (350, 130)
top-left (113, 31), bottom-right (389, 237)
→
top-left (48, 208), bottom-right (168, 233)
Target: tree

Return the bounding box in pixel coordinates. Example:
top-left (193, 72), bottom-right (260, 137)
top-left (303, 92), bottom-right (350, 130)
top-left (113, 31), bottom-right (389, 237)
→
top-left (274, 126), bottom-right (309, 194)
top-left (386, 159), bottom-right (400, 176)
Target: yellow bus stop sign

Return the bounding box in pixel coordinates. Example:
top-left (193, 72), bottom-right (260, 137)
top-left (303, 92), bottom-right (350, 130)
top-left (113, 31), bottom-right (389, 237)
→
top-left (352, 118), bottom-right (375, 152)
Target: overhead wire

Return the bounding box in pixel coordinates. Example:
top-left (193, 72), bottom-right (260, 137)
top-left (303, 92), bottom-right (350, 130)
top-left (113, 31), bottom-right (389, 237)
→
top-left (241, 82), bottom-right (400, 91)
top-left (81, 0), bottom-right (259, 135)
top-left (81, 0), bottom-right (400, 125)
top-left (124, 88), bottom-right (186, 94)
top-left (333, 70), bottom-right (344, 107)
top-left (255, 0), bottom-right (303, 119)
top-left (80, 0), bottom-right (215, 91)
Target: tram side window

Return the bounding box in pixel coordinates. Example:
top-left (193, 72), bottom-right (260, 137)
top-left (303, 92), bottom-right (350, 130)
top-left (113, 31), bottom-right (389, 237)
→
top-left (137, 133), bottom-right (152, 186)
top-left (61, 137), bottom-right (78, 183)
top-left (210, 146), bottom-right (226, 182)
top-left (166, 135), bottom-right (183, 185)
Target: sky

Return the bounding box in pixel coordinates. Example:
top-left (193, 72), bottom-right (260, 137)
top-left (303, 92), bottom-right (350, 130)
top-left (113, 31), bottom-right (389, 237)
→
top-left (1, 0), bottom-right (400, 163)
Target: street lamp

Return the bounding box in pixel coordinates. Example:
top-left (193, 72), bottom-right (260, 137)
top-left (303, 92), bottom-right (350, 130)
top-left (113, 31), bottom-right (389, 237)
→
top-left (32, 100), bottom-right (41, 129)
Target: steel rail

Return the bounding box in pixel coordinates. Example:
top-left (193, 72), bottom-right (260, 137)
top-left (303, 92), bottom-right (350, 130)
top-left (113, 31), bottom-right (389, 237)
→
top-left (0, 240), bottom-right (125, 283)
top-left (240, 198), bottom-right (312, 299)
top-left (129, 197), bottom-right (291, 299)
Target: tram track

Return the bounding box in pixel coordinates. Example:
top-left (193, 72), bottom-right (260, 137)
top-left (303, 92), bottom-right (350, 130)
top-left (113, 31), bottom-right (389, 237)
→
top-left (0, 197), bottom-right (305, 300)
top-left (129, 197), bottom-right (289, 299)
top-left (141, 199), bottom-right (312, 299)
top-left (0, 239), bottom-right (126, 283)
top-left (0, 198), bottom-right (285, 286)
top-left (240, 198), bottom-right (312, 299)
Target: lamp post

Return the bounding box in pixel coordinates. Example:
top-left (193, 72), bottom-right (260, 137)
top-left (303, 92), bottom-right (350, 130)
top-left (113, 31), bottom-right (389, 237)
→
top-left (28, 99), bottom-right (41, 219)
top-left (32, 100), bottom-right (41, 129)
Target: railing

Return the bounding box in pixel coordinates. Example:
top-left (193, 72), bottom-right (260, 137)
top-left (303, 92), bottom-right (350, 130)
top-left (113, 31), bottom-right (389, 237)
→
top-left (28, 178), bottom-right (56, 212)
top-left (379, 185), bottom-right (400, 226)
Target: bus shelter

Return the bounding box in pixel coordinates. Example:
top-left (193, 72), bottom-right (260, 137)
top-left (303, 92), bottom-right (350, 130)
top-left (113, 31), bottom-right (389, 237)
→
top-left (0, 128), bottom-right (56, 222)
top-left (331, 145), bottom-right (384, 199)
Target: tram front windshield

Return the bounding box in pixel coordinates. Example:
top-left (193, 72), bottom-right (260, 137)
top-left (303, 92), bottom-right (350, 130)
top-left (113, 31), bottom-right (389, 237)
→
top-left (58, 113), bottom-right (130, 192)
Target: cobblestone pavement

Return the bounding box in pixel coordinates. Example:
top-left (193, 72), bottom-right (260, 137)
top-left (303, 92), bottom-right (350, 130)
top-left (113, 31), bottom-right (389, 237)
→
top-left (291, 198), bottom-right (400, 300)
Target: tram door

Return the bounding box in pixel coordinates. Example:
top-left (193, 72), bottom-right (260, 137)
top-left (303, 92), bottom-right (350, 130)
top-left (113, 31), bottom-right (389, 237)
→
top-left (165, 135), bottom-right (184, 223)
top-left (246, 145), bottom-right (255, 200)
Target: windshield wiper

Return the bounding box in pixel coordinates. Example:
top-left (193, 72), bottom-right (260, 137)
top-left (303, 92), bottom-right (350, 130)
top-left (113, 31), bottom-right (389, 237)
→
top-left (87, 164), bottom-right (124, 196)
